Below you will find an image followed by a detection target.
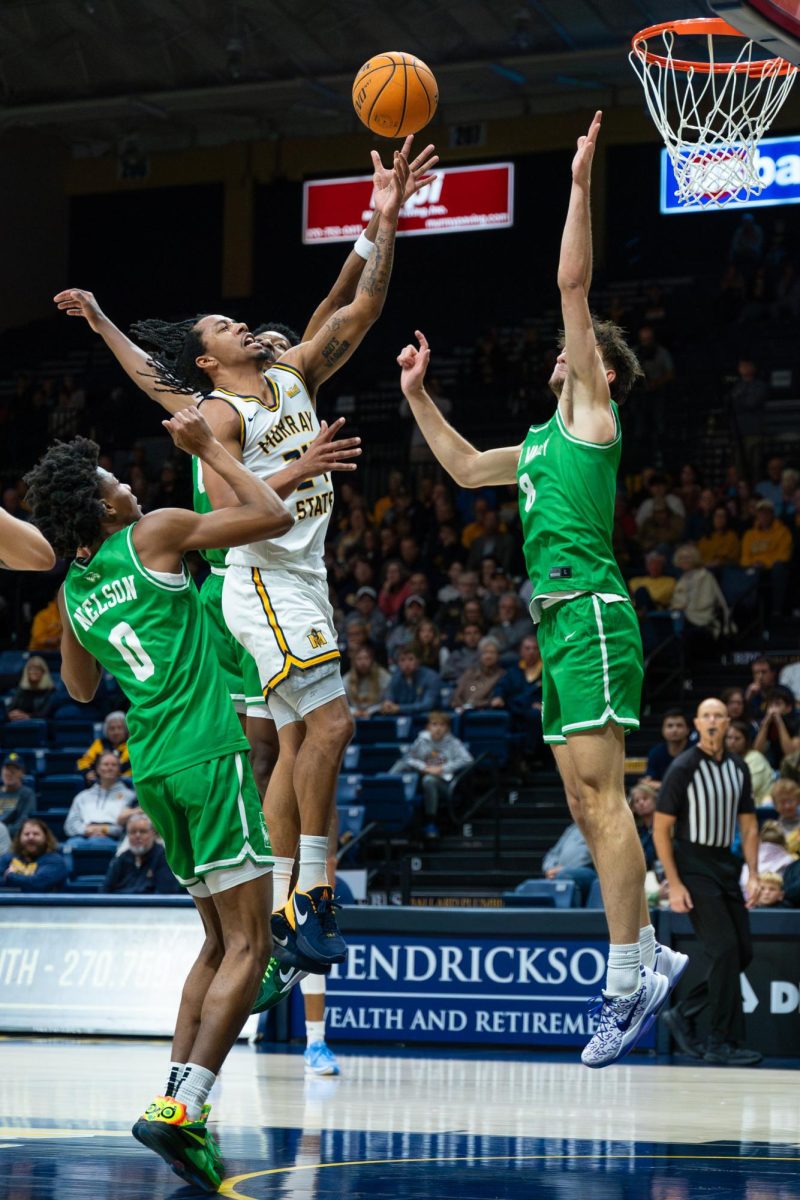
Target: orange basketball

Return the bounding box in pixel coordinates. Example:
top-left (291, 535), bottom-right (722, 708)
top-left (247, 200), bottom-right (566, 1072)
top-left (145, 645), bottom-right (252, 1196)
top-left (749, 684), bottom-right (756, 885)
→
top-left (352, 51), bottom-right (438, 138)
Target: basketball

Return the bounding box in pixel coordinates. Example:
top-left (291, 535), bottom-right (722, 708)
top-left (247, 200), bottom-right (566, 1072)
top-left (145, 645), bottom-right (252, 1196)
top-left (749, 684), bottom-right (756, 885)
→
top-left (352, 51), bottom-right (438, 138)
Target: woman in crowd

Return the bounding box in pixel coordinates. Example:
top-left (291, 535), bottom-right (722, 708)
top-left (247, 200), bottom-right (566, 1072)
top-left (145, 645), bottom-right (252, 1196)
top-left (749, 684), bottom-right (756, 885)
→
top-left (410, 618), bottom-right (449, 674)
top-left (378, 558), bottom-right (411, 621)
top-left (670, 543), bottom-right (730, 655)
top-left (77, 711), bottom-right (131, 781)
top-left (628, 781), bottom-right (658, 869)
top-left (722, 686), bottom-right (759, 739)
top-left (698, 505), bottom-right (741, 568)
top-left (7, 656), bottom-right (56, 721)
top-left (725, 719), bottom-right (774, 805)
top-left (343, 645), bottom-right (391, 719)
top-left (451, 637), bottom-right (505, 713)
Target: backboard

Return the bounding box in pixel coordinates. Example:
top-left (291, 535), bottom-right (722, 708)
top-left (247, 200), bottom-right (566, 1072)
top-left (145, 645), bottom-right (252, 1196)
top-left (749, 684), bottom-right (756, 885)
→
top-left (710, 1), bottom-right (800, 64)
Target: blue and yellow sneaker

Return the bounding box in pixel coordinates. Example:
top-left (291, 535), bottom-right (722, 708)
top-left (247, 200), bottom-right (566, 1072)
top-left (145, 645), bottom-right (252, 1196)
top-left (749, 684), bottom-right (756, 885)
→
top-left (304, 1040), bottom-right (341, 1076)
top-left (252, 955), bottom-right (307, 1014)
top-left (132, 1095), bottom-right (223, 1194)
top-left (272, 887), bottom-right (344, 969)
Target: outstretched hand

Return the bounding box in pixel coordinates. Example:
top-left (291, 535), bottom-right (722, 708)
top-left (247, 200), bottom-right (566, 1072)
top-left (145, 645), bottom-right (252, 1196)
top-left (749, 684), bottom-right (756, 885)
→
top-left (397, 331), bottom-right (431, 395)
top-left (53, 288), bottom-right (107, 333)
top-left (572, 110), bottom-right (602, 188)
top-left (372, 134), bottom-right (439, 205)
top-left (162, 406), bottom-right (215, 455)
top-left (371, 150), bottom-right (411, 221)
top-left (298, 417), bottom-right (362, 477)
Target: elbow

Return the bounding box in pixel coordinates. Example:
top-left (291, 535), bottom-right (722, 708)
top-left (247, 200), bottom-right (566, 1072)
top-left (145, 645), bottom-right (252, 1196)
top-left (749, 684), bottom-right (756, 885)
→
top-left (33, 546), bottom-right (57, 571)
top-left (262, 509), bottom-right (294, 539)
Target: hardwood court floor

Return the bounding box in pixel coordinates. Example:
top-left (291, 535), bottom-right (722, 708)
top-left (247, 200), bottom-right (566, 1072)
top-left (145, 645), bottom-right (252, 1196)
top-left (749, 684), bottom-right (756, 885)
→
top-left (0, 1039), bottom-right (797, 1199)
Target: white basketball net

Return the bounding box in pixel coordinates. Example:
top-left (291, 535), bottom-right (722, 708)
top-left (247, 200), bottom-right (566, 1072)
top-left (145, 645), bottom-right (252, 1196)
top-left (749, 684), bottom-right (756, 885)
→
top-left (630, 27), bottom-right (798, 207)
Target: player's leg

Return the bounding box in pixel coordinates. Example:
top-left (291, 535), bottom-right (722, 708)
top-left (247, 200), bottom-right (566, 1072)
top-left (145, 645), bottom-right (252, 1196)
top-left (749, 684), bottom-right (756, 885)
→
top-left (301, 802), bottom-right (340, 1075)
top-left (241, 645), bottom-right (279, 799)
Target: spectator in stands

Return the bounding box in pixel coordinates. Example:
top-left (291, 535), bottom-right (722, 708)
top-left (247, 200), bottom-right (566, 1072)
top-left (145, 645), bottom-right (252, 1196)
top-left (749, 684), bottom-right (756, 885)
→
top-left (436, 560), bottom-right (464, 606)
top-left (676, 464), bottom-right (702, 514)
top-left (670, 543), bottom-right (730, 654)
top-left (27, 590), bottom-right (62, 652)
top-left (645, 709), bottom-right (691, 783)
top-left (629, 551), bottom-right (676, 613)
top-left (103, 812), bottom-right (180, 895)
top-left (740, 499), bottom-right (792, 617)
top-left (390, 711), bottom-right (473, 840)
top-left (753, 871), bottom-right (788, 907)
top-left (466, 510), bottom-right (515, 575)
top-left (753, 686), bottom-right (800, 770)
top-left (775, 467), bottom-right (800, 524)
top-left (0, 818), bottom-right (68, 893)
top-left (333, 505), bottom-right (370, 565)
top-left (629, 782), bottom-right (658, 868)
top-left (727, 360), bottom-right (768, 475)
top-left (683, 487), bottom-right (716, 542)
top-left (635, 325), bottom-right (675, 394)
top-left (698, 505), bottom-right (741, 568)
top-left (755, 454), bottom-right (786, 509)
top-left (635, 472), bottom-right (685, 529)
top-left (490, 634), bottom-right (543, 762)
top-left (0, 753), bottom-right (36, 837)
top-left (436, 570), bottom-right (481, 641)
top-left (63, 751), bottom-right (137, 853)
top-left (398, 534), bottom-right (423, 575)
top-left (380, 647), bottom-right (441, 717)
top-left (7, 656), bottom-right (56, 722)
top-left (779, 656), bottom-right (800, 703)
top-left (638, 497), bottom-right (685, 556)
top-left (345, 586), bottom-right (387, 646)
top-left (372, 468), bottom-right (405, 528)
top-left (431, 525), bottom-right (466, 576)
top-left (385, 594), bottom-right (426, 662)
top-left (487, 593), bottom-right (535, 665)
top-left (480, 566), bottom-right (512, 624)
top-left (441, 622), bottom-right (483, 684)
top-left (410, 618), bottom-right (449, 675)
top-left (343, 645), bottom-right (390, 718)
top-left (771, 778), bottom-right (800, 851)
top-left (744, 656), bottom-right (777, 719)
top-left (378, 559), bottom-right (411, 621)
top-left (725, 720), bottom-right (774, 806)
top-left (77, 711), bottom-right (131, 782)
top-left (742, 821), bottom-right (796, 888)
top-left (461, 497), bottom-right (489, 550)
top-left (541, 822), bottom-right (596, 903)
top-left (451, 637), bottom-right (505, 713)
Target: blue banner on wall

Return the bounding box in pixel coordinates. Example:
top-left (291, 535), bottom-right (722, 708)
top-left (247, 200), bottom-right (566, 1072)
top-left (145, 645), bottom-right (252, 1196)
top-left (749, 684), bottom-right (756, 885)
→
top-left (660, 134), bottom-right (800, 213)
top-left (293, 933), bottom-right (656, 1049)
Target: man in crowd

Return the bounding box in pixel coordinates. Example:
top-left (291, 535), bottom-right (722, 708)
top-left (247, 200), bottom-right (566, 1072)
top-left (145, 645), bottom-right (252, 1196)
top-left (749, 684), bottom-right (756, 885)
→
top-left (0, 817), bottom-right (69, 892)
top-left (103, 812), bottom-right (180, 895)
top-left (541, 821), bottom-right (596, 903)
top-left (63, 751), bottom-right (137, 853)
top-left (645, 710), bottom-right (691, 783)
top-left (0, 753), bottom-right (36, 838)
top-left (380, 648), bottom-right (441, 717)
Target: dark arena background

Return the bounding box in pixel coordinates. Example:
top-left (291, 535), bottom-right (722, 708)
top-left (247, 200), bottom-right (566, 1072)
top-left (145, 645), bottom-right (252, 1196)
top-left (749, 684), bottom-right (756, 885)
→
top-left (0, 2), bottom-right (798, 1198)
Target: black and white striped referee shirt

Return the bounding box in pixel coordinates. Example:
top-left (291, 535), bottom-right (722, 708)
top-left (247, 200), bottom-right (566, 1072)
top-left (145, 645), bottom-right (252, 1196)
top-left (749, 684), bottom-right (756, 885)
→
top-left (656, 746), bottom-right (754, 849)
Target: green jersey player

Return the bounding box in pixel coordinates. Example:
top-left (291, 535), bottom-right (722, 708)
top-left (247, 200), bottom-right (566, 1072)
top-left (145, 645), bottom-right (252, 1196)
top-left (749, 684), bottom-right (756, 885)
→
top-left (24, 407), bottom-right (292, 1193)
top-left (398, 111), bottom-right (687, 1069)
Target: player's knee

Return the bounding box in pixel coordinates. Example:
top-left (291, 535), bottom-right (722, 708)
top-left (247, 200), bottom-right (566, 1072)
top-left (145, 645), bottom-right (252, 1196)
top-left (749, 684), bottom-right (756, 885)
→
top-left (200, 930), bottom-right (225, 970)
top-left (310, 701), bottom-right (353, 753)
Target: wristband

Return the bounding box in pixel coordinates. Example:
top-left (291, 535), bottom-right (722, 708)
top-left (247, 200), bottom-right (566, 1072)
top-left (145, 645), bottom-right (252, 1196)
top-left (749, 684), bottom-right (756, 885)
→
top-left (354, 232), bottom-right (375, 260)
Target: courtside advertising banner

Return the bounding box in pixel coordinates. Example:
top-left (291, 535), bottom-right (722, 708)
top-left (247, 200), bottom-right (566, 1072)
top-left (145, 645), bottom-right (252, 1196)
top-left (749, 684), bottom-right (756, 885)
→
top-left (660, 134), bottom-right (800, 213)
top-left (302, 162), bottom-right (515, 243)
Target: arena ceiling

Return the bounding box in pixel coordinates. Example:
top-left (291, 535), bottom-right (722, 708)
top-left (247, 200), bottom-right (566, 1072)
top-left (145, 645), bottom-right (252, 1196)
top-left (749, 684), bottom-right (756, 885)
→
top-left (0, 0), bottom-right (711, 153)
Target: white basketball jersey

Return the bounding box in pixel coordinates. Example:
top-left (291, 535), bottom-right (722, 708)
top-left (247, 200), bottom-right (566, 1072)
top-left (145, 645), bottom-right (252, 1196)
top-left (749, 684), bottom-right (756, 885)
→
top-left (210, 363), bottom-right (333, 579)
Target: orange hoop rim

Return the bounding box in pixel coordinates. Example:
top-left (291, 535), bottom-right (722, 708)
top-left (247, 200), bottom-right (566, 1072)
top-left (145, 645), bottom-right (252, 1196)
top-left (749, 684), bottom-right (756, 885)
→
top-left (631, 16), bottom-right (797, 76)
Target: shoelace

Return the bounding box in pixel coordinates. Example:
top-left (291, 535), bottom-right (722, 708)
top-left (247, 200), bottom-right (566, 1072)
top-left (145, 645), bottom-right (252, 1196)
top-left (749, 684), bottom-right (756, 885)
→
top-left (315, 893), bottom-right (340, 935)
top-left (587, 993), bottom-right (624, 1035)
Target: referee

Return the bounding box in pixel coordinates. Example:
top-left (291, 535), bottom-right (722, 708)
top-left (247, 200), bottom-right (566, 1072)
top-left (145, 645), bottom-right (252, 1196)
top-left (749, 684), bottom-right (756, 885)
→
top-left (654, 696), bottom-right (763, 1066)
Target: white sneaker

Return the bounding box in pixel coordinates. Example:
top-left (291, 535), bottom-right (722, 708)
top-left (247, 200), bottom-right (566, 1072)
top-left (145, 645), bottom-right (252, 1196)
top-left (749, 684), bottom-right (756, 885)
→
top-left (654, 942), bottom-right (689, 990)
top-left (581, 965), bottom-right (670, 1069)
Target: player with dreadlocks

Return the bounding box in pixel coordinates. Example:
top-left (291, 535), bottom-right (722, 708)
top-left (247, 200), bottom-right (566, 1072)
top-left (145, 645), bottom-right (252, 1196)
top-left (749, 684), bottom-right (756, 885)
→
top-left (54, 136), bottom-right (437, 1075)
top-left (24, 407), bottom-right (294, 1192)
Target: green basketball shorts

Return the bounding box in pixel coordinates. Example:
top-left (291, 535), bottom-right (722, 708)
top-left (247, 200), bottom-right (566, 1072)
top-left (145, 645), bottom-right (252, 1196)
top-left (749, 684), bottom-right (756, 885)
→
top-left (136, 751), bottom-right (273, 894)
top-left (200, 572), bottom-right (269, 718)
top-left (537, 594), bottom-right (643, 744)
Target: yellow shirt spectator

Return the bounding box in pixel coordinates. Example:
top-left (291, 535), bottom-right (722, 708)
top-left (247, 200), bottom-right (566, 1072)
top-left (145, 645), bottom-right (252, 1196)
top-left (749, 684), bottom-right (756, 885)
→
top-left (629, 574), bottom-right (676, 609)
top-left (741, 503), bottom-right (792, 569)
top-left (28, 597), bottom-right (62, 652)
top-left (698, 528), bottom-right (740, 567)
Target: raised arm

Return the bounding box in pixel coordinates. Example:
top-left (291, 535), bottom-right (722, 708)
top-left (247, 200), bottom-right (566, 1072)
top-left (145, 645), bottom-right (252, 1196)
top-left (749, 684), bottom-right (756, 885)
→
top-left (284, 152), bottom-right (409, 394)
top-left (133, 408), bottom-right (292, 572)
top-left (557, 111), bottom-right (615, 440)
top-left (0, 510), bottom-right (55, 570)
top-left (398, 332), bottom-right (520, 487)
top-left (301, 137), bottom-right (438, 342)
top-left (58, 587), bottom-right (102, 702)
top-left (53, 289), bottom-right (194, 415)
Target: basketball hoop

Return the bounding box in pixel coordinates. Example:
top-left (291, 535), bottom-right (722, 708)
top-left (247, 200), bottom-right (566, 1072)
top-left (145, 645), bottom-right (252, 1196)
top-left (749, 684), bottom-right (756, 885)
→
top-left (630, 17), bottom-right (798, 207)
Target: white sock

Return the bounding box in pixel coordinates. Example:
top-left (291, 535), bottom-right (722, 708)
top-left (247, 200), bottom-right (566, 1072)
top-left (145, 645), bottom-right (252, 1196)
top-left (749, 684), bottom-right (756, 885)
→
top-left (174, 1063), bottom-right (216, 1121)
top-left (300, 972), bottom-right (326, 996)
top-left (165, 1061), bottom-right (185, 1098)
top-left (272, 856), bottom-right (295, 911)
top-left (297, 835), bottom-right (329, 892)
top-left (605, 942), bottom-right (641, 997)
top-left (639, 924), bottom-right (657, 971)
top-left (306, 1019), bottom-right (326, 1047)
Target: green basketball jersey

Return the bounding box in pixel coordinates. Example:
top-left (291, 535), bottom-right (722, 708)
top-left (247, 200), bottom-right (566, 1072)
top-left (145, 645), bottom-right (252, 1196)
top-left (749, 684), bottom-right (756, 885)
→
top-left (62, 524), bottom-right (248, 781)
top-left (192, 456), bottom-right (227, 568)
top-left (517, 402), bottom-right (627, 621)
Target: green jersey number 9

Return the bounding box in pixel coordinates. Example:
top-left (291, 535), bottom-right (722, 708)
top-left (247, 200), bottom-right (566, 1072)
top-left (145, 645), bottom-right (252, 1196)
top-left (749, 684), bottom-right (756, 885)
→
top-left (109, 620), bottom-right (156, 682)
top-left (519, 472), bottom-right (537, 513)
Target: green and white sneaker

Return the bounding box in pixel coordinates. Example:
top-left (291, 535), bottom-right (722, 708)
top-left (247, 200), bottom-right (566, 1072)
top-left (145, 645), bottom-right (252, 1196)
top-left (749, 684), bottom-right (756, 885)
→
top-left (132, 1095), bottom-right (223, 1194)
top-left (252, 955), bottom-right (307, 1014)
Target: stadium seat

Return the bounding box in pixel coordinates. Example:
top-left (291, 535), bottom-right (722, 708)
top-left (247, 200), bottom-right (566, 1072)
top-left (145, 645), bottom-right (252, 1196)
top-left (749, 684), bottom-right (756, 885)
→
top-left (353, 716), bottom-right (403, 744)
top-left (0, 720), bottom-right (48, 748)
top-left (69, 844), bottom-right (116, 881)
top-left (350, 742), bottom-right (402, 774)
top-left (358, 774), bottom-right (416, 834)
top-left (337, 804), bottom-right (366, 841)
top-left (37, 774), bottom-right (84, 811)
top-left (502, 878), bottom-right (579, 908)
top-left (0, 650), bottom-right (27, 690)
top-left (43, 747), bottom-right (88, 775)
top-left (64, 879), bottom-right (105, 894)
top-left (41, 809), bottom-right (69, 842)
top-left (336, 773), bottom-right (362, 804)
top-left (585, 878), bottom-right (604, 909)
top-left (49, 720), bottom-right (97, 747)
top-left (460, 710), bottom-right (510, 767)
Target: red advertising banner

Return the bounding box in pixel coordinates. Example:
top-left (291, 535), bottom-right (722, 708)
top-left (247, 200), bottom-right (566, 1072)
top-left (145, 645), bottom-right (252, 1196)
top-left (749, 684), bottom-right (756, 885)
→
top-left (302, 162), bottom-right (514, 243)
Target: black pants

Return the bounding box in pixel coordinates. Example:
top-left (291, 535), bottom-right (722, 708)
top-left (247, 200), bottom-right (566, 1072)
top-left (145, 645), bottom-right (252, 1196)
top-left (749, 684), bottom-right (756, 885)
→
top-left (674, 845), bottom-right (753, 1044)
top-left (421, 775), bottom-right (448, 819)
